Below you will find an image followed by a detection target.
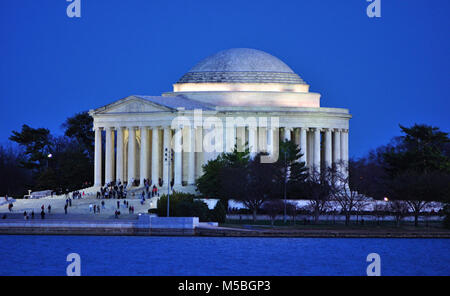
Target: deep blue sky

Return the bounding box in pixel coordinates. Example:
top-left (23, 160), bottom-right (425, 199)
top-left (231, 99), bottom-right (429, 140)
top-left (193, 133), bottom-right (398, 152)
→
top-left (1, 0), bottom-right (449, 158)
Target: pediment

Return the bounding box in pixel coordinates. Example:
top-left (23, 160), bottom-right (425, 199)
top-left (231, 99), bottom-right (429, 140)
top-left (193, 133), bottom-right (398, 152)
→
top-left (95, 96), bottom-right (173, 114)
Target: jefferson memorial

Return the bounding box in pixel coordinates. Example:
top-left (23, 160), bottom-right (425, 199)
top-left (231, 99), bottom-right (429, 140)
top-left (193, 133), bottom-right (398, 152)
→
top-left (90, 48), bottom-right (351, 192)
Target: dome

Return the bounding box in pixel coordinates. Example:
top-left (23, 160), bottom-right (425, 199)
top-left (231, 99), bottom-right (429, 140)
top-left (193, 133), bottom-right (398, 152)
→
top-left (176, 48), bottom-right (305, 85)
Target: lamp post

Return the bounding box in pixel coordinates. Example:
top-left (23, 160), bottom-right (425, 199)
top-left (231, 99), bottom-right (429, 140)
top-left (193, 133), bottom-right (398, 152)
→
top-left (47, 153), bottom-right (53, 168)
top-left (164, 148), bottom-right (173, 217)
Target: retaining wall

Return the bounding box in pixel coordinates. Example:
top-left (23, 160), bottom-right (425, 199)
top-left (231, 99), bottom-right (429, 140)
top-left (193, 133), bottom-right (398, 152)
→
top-left (0, 215), bottom-right (199, 236)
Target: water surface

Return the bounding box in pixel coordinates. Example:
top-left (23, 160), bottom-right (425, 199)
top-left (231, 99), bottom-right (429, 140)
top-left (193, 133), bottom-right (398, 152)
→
top-left (0, 236), bottom-right (448, 276)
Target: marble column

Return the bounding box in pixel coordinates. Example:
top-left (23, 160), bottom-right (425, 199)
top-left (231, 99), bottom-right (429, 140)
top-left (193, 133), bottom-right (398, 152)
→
top-left (324, 128), bottom-right (332, 168)
top-left (127, 127), bottom-right (136, 187)
top-left (111, 131), bottom-right (115, 182)
top-left (267, 127), bottom-right (275, 155)
top-left (258, 127), bottom-right (267, 153)
top-left (225, 125), bottom-right (236, 153)
top-left (140, 126), bottom-right (149, 186)
top-left (294, 128), bottom-right (300, 147)
top-left (341, 130), bottom-right (349, 176)
top-left (163, 127), bottom-right (172, 186)
top-left (248, 126), bottom-right (257, 156)
top-left (202, 127), bottom-right (214, 166)
top-left (300, 128), bottom-right (307, 165)
top-left (188, 126), bottom-right (196, 185)
top-left (307, 131), bottom-right (314, 166)
top-left (313, 128), bottom-right (321, 172)
top-left (236, 126), bottom-right (246, 152)
top-left (195, 127), bottom-right (203, 178)
top-left (151, 127), bottom-right (160, 185)
top-left (341, 130), bottom-right (349, 163)
top-left (284, 128), bottom-right (292, 141)
top-left (333, 129), bottom-right (341, 166)
top-left (174, 128), bottom-right (182, 186)
top-left (94, 127), bottom-right (102, 187)
top-left (105, 127), bottom-right (114, 184)
top-left (116, 127), bottom-right (124, 184)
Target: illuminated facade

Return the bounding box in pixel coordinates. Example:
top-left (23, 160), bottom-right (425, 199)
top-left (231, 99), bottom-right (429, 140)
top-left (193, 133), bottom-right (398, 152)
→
top-left (90, 48), bottom-right (351, 192)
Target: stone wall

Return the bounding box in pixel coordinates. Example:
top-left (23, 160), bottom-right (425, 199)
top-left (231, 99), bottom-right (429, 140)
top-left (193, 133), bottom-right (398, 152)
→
top-left (0, 215), bottom-right (199, 236)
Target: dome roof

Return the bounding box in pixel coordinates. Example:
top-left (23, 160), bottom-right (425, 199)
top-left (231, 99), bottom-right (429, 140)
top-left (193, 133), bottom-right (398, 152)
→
top-left (176, 48), bottom-right (305, 84)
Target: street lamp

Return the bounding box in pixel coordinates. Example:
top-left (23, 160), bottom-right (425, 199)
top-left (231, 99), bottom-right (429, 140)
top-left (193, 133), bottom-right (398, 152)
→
top-left (164, 148), bottom-right (173, 217)
top-left (47, 153), bottom-right (53, 168)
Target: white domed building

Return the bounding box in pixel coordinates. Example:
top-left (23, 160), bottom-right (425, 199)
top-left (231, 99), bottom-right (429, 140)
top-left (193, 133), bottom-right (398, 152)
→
top-left (90, 48), bottom-right (351, 192)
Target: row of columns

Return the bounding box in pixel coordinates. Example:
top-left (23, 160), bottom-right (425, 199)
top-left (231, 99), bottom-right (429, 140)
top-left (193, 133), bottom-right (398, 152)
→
top-left (281, 127), bottom-right (348, 173)
top-left (94, 126), bottom-right (349, 187)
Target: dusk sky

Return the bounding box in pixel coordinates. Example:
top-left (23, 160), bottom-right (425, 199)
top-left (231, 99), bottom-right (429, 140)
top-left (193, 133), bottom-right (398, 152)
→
top-left (1, 0), bottom-right (449, 158)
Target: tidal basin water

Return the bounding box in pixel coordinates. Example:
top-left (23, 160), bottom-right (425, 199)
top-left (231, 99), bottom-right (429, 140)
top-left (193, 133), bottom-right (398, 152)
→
top-left (0, 236), bottom-right (448, 276)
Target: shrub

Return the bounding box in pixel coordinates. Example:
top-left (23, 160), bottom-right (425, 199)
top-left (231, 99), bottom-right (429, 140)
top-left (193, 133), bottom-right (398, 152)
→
top-left (177, 199), bottom-right (211, 221)
top-left (156, 191), bottom-right (195, 217)
top-left (211, 199), bottom-right (227, 223)
top-left (156, 191), bottom-right (215, 222)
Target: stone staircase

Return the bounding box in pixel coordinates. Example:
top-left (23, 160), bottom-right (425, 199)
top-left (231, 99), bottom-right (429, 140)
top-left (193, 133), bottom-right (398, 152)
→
top-left (9, 184), bottom-right (198, 215)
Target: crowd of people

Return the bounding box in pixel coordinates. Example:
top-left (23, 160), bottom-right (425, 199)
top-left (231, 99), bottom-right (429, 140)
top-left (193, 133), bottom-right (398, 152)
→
top-left (21, 203), bottom-right (54, 220)
top-left (96, 180), bottom-right (128, 199)
top-left (113, 200), bottom-right (135, 218)
top-left (16, 197), bottom-right (136, 219)
top-left (96, 179), bottom-right (161, 201)
top-left (3, 179), bottom-right (165, 220)
top-left (71, 190), bottom-right (84, 199)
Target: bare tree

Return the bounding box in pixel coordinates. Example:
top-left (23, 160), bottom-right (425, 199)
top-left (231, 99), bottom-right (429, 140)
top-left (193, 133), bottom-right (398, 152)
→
top-left (302, 168), bottom-right (332, 224)
top-left (329, 163), bottom-right (369, 226)
top-left (298, 205), bottom-right (313, 224)
top-left (355, 197), bottom-right (370, 223)
top-left (373, 202), bottom-right (388, 226)
top-left (388, 200), bottom-right (410, 227)
top-left (262, 199), bottom-right (284, 227)
top-left (286, 202), bottom-right (300, 224)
